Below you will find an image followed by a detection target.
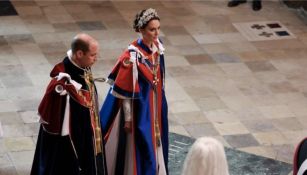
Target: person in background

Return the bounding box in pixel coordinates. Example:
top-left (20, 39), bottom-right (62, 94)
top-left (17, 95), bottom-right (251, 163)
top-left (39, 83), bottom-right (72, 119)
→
top-left (293, 137), bottom-right (307, 175)
top-left (181, 137), bottom-right (229, 175)
top-left (228, 0), bottom-right (262, 11)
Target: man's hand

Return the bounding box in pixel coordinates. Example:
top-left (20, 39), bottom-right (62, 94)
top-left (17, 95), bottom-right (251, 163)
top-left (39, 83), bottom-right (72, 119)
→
top-left (124, 121), bottom-right (132, 133)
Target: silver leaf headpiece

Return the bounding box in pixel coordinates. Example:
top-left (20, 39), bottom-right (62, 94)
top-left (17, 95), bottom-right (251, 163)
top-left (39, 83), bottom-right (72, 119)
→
top-left (136, 8), bottom-right (159, 29)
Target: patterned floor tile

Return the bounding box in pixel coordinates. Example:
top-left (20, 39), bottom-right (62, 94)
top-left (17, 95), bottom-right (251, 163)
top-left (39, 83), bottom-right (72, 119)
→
top-left (271, 117), bottom-right (304, 131)
top-left (211, 53), bottom-right (241, 63)
top-left (167, 35), bottom-right (198, 46)
top-left (184, 54), bottom-right (215, 65)
top-left (226, 41), bottom-right (258, 53)
top-left (258, 105), bottom-right (295, 119)
top-left (4, 34), bottom-right (35, 45)
top-left (217, 32), bottom-right (247, 42)
top-left (168, 99), bottom-right (201, 113)
top-left (0, 112), bottom-right (23, 125)
top-left (19, 111), bottom-right (39, 124)
top-left (77, 21), bottom-right (106, 31)
top-left (214, 122), bottom-right (250, 136)
top-left (103, 19), bottom-right (130, 30)
top-left (174, 45), bottom-right (205, 55)
top-left (205, 109), bottom-right (240, 123)
top-left (15, 163), bottom-right (31, 175)
top-left (162, 26), bottom-right (190, 36)
top-left (11, 1), bottom-right (37, 7)
top-left (242, 119), bottom-right (277, 133)
top-left (0, 36), bottom-right (9, 46)
top-left (0, 17), bottom-right (30, 36)
top-left (238, 51), bottom-right (265, 62)
top-left (282, 130), bottom-right (307, 145)
top-left (167, 66), bottom-right (199, 77)
top-left (14, 6), bottom-right (42, 16)
top-left (195, 96), bottom-right (228, 111)
top-left (192, 34), bottom-right (222, 44)
top-left (165, 55), bottom-right (190, 67)
top-left (8, 151), bottom-right (34, 165)
top-left (224, 134), bottom-right (260, 148)
top-left (173, 111), bottom-right (209, 125)
top-left (254, 71), bottom-right (288, 84)
top-left (0, 165), bottom-right (18, 175)
top-left (218, 63), bottom-right (253, 77)
top-left (268, 81), bottom-right (298, 93)
top-left (233, 21), bottom-right (296, 41)
top-left (253, 131), bottom-right (288, 146)
top-left (52, 22), bottom-right (80, 32)
top-left (202, 43), bottom-right (233, 54)
top-left (4, 137), bottom-right (35, 152)
top-left (184, 86), bottom-right (217, 100)
top-left (245, 60), bottom-right (278, 72)
top-left (184, 123), bottom-right (220, 138)
top-left (271, 144), bottom-right (295, 163)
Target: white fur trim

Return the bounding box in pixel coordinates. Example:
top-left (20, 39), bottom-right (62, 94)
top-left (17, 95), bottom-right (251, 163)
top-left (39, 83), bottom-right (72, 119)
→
top-left (0, 122), bottom-right (3, 137)
top-left (298, 159), bottom-right (307, 175)
top-left (128, 45), bottom-right (140, 97)
top-left (55, 85), bottom-right (67, 96)
top-left (61, 95), bottom-right (70, 136)
top-left (56, 72), bottom-right (82, 92)
top-left (67, 49), bottom-right (72, 59)
top-left (157, 39), bottom-right (165, 55)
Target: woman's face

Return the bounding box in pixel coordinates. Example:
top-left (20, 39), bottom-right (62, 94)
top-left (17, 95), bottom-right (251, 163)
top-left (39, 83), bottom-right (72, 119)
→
top-left (141, 19), bottom-right (160, 44)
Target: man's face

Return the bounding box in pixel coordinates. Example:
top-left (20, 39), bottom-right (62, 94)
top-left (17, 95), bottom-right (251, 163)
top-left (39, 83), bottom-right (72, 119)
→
top-left (77, 43), bottom-right (98, 68)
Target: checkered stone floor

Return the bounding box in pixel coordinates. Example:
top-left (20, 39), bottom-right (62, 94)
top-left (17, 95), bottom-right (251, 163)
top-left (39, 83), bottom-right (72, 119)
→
top-left (1, 0), bottom-right (307, 174)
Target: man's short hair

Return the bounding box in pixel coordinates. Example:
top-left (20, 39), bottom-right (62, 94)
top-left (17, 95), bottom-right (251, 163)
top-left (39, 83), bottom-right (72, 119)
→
top-left (71, 38), bottom-right (89, 54)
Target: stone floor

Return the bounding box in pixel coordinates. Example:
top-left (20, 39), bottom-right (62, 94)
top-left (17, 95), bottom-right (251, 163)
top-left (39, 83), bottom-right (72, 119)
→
top-left (1, 0), bottom-right (307, 174)
top-left (169, 133), bottom-right (292, 175)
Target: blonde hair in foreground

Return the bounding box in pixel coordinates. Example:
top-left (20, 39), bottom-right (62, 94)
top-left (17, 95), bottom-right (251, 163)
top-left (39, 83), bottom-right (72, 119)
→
top-left (181, 137), bottom-right (230, 175)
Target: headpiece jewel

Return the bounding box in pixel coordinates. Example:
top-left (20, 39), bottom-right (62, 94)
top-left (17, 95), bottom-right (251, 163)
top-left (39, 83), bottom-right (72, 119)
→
top-left (136, 8), bottom-right (159, 28)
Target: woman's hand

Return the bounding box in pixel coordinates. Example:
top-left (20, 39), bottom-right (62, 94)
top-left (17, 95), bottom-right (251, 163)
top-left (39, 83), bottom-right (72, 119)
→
top-left (124, 121), bottom-right (132, 133)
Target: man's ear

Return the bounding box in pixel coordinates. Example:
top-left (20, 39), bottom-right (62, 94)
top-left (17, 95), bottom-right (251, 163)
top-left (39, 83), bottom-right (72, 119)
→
top-left (76, 50), bottom-right (84, 59)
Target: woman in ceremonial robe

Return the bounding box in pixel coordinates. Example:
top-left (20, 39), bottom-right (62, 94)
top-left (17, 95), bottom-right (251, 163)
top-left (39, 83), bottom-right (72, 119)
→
top-left (100, 8), bottom-right (169, 175)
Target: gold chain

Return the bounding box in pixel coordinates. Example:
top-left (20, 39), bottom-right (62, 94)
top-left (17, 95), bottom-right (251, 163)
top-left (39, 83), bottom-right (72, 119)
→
top-left (152, 54), bottom-right (161, 147)
top-left (83, 70), bottom-right (102, 154)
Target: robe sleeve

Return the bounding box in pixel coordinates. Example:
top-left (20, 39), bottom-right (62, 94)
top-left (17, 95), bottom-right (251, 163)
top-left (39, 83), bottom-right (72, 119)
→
top-left (38, 78), bottom-right (67, 134)
top-left (38, 76), bottom-right (91, 134)
top-left (108, 51), bottom-right (140, 99)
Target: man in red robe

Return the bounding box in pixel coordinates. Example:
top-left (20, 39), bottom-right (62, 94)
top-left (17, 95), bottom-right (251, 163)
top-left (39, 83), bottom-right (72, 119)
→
top-left (31, 33), bottom-right (107, 175)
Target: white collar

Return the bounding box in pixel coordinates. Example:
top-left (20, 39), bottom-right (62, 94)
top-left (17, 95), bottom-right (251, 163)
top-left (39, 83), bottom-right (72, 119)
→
top-left (151, 43), bottom-right (158, 54)
top-left (66, 49), bottom-right (88, 71)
